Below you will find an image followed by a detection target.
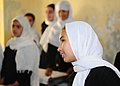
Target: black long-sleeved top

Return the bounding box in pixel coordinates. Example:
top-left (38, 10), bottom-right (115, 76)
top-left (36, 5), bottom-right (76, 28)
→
top-left (66, 66), bottom-right (120, 86)
top-left (85, 66), bottom-right (120, 86)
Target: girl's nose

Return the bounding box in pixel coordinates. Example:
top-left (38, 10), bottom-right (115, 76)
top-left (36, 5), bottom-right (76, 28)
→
top-left (57, 47), bottom-right (61, 52)
top-left (12, 27), bottom-right (16, 31)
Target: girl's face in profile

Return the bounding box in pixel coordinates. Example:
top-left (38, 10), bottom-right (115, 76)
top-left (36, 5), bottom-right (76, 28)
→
top-left (58, 28), bottom-right (76, 62)
top-left (12, 20), bottom-right (23, 37)
top-left (45, 7), bottom-right (54, 21)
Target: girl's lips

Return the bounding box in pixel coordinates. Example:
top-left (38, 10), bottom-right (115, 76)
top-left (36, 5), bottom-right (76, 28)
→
top-left (13, 31), bottom-right (17, 35)
top-left (61, 54), bottom-right (65, 58)
top-left (60, 52), bottom-right (64, 58)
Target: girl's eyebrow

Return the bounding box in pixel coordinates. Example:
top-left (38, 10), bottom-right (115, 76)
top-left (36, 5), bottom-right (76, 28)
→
top-left (60, 36), bottom-right (64, 40)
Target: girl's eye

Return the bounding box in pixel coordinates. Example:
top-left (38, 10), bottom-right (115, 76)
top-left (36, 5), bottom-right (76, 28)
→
top-left (17, 25), bottom-right (21, 28)
top-left (12, 25), bottom-right (15, 28)
top-left (12, 25), bottom-right (21, 28)
top-left (61, 39), bottom-right (65, 42)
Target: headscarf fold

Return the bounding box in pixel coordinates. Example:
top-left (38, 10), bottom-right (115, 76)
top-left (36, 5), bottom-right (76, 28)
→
top-left (65, 21), bottom-right (120, 86)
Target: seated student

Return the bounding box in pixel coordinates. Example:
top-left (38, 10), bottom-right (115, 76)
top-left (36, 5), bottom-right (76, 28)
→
top-left (58, 21), bottom-right (120, 86)
top-left (1, 16), bottom-right (40, 86)
top-left (114, 51), bottom-right (120, 71)
top-left (24, 13), bottom-right (40, 47)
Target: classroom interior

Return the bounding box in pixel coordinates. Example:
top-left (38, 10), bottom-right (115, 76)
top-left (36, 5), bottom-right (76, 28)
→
top-left (0, 0), bottom-right (120, 67)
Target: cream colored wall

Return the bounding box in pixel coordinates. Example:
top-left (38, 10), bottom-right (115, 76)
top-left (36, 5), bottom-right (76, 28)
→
top-left (69, 0), bottom-right (120, 63)
top-left (4, 0), bottom-right (120, 63)
top-left (4, 0), bottom-right (58, 43)
top-left (0, 0), bottom-right (5, 49)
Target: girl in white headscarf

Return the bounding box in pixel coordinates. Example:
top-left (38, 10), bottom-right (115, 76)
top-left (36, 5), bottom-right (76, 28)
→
top-left (49, 0), bottom-right (73, 47)
top-left (45, 0), bottom-right (73, 76)
top-left (39, 3), bottom-right (57, 69)
top-left (24, 13), bottom-right (40, 48)
top-left (41, 4), bottom-right (56, 35)
top-left (1, 16), bottom-right (40, 86)
top-left (58, 21), bottom-right (120, 86)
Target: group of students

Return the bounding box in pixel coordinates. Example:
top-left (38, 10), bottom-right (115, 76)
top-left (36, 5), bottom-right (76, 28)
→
top-left (40, 0), bottom-right (74, 77)
top-left (0, 0), bottom-right (120, 86)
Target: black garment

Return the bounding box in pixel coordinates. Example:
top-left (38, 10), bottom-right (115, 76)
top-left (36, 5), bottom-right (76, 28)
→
top-left (1, 46), bottom-right (32, 86)
top-left (39, 21), bottom-right (49, 68)
top-left (66, 66), bottom-right (120, 86)
top-left (114, 51), bottom-right (120, 71)
top-left (1, 46), bottom-right (17, 84)
top-left (47, 43), bottom-right (72, 72)
top-left (48, 72), bottom-right (76, 86)
top-left (17, 70), bottom-right (32, 86)
top-left (66, 72), bottom-right (77, 86)
top-left (48, 76), bottom-right (68, 86)
top-left (41, 21), bottom-right (48, 35)
top-left (85, 66), bottom-right (120, 86)
top-left (39, 50), bottom-right (47, 68)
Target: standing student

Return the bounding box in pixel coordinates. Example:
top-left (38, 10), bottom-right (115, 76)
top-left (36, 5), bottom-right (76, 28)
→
top-left (45, 0), bottom-right (73, 76)
top-left (40, 3), bottom-right (56, 68)
top-left (24, 13), bottom-right (40, 47)
top-left (58, 21), bottom-right (120, 86)
top-left (1, 16), bottom-right (40, 86)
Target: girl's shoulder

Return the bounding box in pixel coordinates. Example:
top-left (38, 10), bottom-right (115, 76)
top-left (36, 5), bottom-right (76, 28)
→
top-left (90, 66), bottom-right (117, 76)
top-left (85, 66), bottom-right (120, 86)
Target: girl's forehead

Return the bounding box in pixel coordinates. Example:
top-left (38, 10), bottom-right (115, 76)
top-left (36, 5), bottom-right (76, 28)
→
top-left (13, 19), bottom-right (19, 22)
top-left (61, 29), bottom-right (66, 34)
top-left (60, 29), bottom-right (66, 38)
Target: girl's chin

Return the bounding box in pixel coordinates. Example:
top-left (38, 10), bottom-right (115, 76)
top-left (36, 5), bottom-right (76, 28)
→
top-left (63, 58), bottom-right (70, 63)
top-left (61, 54), bottom-right (65, 58)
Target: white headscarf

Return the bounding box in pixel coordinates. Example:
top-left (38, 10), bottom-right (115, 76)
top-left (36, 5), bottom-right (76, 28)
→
top-left (7, 16), bottom-right (33, 50)
top-left (40, 21), bottom-right (56, 52)
top-left (55, 0), bottom-right (73, 28)
top-left (65, 21), bottom-right (120, 86)
top-left (24, 15), bottom-right (40, 48)
top-left (6, 16), bottom-right (40, 86)
top-left (29, 26), bottom-right (40, 48)
top-left (49, 0), bottom-right (73, 47)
